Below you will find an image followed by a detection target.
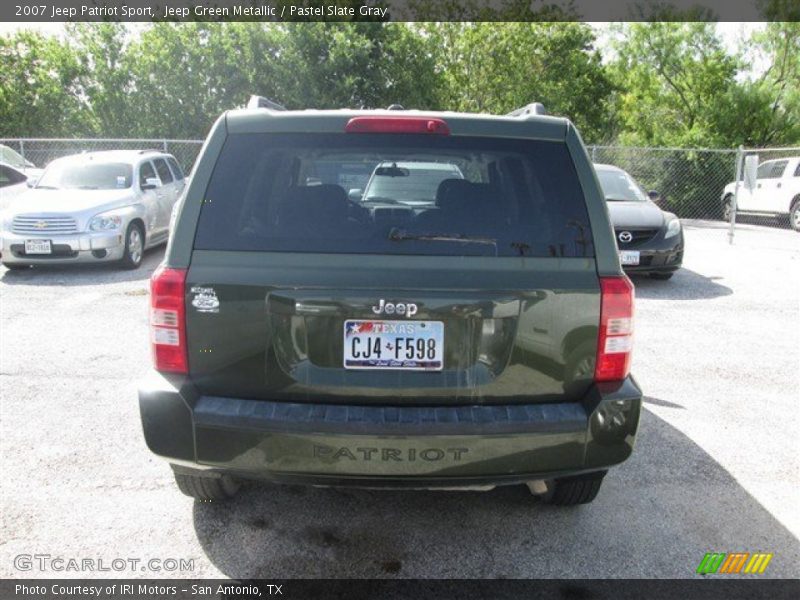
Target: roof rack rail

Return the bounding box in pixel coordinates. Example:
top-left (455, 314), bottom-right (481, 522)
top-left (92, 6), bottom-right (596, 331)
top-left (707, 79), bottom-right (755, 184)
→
top-left (247, 95), bottom-right (287, 111)
top-left (507, 102), bottom-right (547, 117)
top-left (138, 149), bottom-right (160, 155)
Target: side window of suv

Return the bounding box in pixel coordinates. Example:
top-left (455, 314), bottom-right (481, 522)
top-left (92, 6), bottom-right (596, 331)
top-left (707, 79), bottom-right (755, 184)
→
top-left (794, 162), bottom-right (800, 177)
top-left (139, 161), bottom-right (157, 188)
top-left (769, 160), bottom-right (788, 178)
top-left (759, 160), bottom-right (788, 179)
top-left (154, 158), bottom-right (174, 184)
top-left (756, 161), bottom-right (773, 179)
top-left (166, 157), bottom-right (184, 181)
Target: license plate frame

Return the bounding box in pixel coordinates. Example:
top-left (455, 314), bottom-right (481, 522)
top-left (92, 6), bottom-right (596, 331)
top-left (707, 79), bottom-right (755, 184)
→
top-left (343, 319), bottom-right (444, 371)
top-left (24, 239), bottom-right (52, 255)
top-left (620, 250), bottom-right (640, 266)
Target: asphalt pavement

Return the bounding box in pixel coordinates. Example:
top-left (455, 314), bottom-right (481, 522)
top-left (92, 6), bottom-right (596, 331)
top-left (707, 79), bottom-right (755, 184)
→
top-left (1, 222), bottom-right (798, 578)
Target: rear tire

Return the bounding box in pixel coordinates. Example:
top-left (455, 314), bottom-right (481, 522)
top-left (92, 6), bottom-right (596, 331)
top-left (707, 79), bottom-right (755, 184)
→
top-left (722, 195), bottom-right (733, 222)
top-left (173, 469), bottom-right (240, 502)
top-left (542, 471), bottom-right (606, 506)
top-left (650, 272), bottom-right (674, 280)
top-left (790, 199), bottom-right (800, 232)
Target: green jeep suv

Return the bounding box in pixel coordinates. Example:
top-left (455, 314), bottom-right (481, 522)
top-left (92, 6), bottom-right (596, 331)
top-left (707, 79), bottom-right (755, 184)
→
top-left (139, 100), bottom-right (642, 505)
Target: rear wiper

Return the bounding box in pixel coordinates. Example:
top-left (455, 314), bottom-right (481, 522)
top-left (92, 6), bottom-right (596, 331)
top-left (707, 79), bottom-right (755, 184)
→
top-left (34, 185), bottom-right (59, 190)
top-left (388, 228), bottom-right (498, 255)
top-left (75, 185), bottom-right (99, 190)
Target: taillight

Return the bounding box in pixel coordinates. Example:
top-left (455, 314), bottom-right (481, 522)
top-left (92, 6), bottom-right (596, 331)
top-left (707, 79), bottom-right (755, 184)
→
top-left (150, 265), bottom-right (188, 374)
top-left (594, 276), bottom-right (634, 383)
top-left (345, 117), bottom-right (450, 135)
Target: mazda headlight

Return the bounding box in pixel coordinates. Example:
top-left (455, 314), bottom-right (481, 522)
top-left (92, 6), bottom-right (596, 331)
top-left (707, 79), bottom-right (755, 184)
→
top-left (665, 217), bottom-right (681, 239)
top-left (88, 212), bottom-right (123, 231)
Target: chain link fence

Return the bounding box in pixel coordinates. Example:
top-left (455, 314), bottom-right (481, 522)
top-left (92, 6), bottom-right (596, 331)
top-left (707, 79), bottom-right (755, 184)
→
top-left (590, 145), bottom-right (736, 221)
top-left (0, 138), bottom-right (203, 175)
top-left (2, 138), bottom-right (798, 240)
top-left (589, 144), bottom-right (800, 236)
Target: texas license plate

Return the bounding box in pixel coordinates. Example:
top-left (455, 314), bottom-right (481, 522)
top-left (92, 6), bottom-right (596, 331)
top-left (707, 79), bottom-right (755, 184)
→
top-left (620, 250), bottom-right (640, 266)
top-left (25, 239), bottom-right (52, 254)
top-left (343, 320), bottom-right (444, 370)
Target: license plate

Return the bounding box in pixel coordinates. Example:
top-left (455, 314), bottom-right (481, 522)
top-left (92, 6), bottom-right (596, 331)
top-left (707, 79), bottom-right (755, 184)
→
top-left (25, 239), bottom-right (52, 254)
top-left (343, 320), bottom-right (444, 371)
top-left (620, 250), bottom-right (640, 266)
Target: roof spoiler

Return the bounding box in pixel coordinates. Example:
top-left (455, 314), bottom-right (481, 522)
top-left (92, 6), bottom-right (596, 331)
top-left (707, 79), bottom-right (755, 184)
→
top-left (246, 95), bottom-right (287, 111)
top-left (507, 102), bottom-right (547, 117)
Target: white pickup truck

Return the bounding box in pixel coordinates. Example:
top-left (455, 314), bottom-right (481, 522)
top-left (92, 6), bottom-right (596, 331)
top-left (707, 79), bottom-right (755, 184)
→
top-left (721, 156), bottom-right (800, 231)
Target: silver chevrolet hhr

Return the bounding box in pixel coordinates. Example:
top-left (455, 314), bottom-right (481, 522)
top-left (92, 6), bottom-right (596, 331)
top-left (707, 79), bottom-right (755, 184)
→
top-left (0, 150), bottom-right (186, 270)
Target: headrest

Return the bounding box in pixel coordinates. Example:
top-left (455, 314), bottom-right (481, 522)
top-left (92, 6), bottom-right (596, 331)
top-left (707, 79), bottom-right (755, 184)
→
top-left (436, 179), bottom-right (493, 212)
top-left (280, 184), bottom-right (348, 221)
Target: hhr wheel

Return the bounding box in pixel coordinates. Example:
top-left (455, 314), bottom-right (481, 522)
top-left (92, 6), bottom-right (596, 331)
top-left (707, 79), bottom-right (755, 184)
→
top-left (790, 200), bottom-right (800, 232)
top-left (121, 222), bottom-right (144, 269)
top-left (173, 468), bottom-right (240, 502)
top-left (541, 471), bottom-right (606, 506)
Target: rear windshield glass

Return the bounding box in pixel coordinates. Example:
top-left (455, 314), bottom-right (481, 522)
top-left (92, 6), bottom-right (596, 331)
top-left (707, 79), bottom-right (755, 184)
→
top-left (194, 133), bottom-right (594, 257)
top-left (37, 162), bottom-right (133, 191)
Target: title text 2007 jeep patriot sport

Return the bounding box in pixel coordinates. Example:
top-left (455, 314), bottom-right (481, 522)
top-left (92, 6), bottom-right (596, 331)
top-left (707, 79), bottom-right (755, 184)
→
top-left (139, 99), bottom-right (642, 505)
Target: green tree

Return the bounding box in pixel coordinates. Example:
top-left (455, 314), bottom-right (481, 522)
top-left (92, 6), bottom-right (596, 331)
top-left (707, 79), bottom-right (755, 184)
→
top-left (717, 22), bottom-right (800, 146)
top-left (100, 22), bottom-right (440, 137)
top-left (0, 31), bottom-right (87, 137)
top-left (123, 23), bottom-right (273, 138)
top-left (610, 22), bottom-right (738, 147)
top-left (426, 23), bottom-right (615, 141)
top-left (69, 23), bottom-right (133, 137)
top-left (277, 23), bottom-right (441, 110)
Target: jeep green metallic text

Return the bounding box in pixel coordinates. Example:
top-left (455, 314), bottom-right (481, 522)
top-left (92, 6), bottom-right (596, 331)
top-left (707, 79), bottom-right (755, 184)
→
top-left (138, 99), bottom-right (642, 505)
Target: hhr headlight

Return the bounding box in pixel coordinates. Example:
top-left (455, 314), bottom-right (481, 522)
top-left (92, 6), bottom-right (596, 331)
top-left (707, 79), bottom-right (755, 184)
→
top-left (664, 217), bottom-right (681, 239)
top-left (88, 212), bottom-right (123, 231)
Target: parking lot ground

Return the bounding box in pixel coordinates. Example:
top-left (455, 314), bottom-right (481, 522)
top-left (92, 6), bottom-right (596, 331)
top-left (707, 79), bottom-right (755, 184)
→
top-left (1, 223), bottom-right (798, 579)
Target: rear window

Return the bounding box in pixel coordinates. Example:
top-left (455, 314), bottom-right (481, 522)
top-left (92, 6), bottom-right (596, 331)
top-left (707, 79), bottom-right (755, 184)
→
top-left (194, 133), bottom-right (594, 258)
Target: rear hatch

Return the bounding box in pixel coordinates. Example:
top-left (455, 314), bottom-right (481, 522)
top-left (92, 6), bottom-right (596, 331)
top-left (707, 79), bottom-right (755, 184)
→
top-left (184, 124), bottom-right (600, 406)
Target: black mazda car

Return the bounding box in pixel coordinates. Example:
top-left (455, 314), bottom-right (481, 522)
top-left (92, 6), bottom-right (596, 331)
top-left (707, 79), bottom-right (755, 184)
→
top-left (594, 163), bottom-right (684, 280)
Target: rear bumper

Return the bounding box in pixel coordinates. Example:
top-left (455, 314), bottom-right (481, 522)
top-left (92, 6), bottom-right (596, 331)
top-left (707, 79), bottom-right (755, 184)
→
top-left (138, 372), bottom-right (642, 487)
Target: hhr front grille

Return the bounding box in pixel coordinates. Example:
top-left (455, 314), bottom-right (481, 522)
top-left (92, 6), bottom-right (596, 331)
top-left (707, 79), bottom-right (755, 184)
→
top-left (12, 216), bottom-right (79, 235)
